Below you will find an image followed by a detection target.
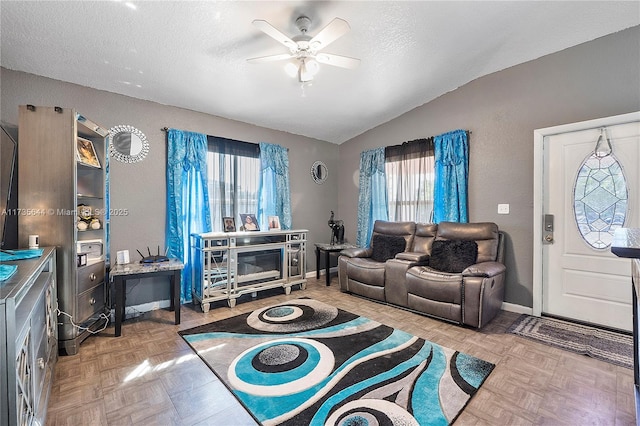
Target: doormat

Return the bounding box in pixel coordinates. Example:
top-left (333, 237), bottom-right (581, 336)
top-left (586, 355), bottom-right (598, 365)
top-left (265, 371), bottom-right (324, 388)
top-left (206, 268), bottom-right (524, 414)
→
top-left (179, 298), bottom-right (494, 425)
top-left (507, 314), bottom-right (633, 369)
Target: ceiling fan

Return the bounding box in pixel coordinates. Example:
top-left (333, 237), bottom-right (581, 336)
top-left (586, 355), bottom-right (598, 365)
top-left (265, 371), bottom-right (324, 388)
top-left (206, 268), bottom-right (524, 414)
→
top-left (247, 15), bottom-right (360, 83)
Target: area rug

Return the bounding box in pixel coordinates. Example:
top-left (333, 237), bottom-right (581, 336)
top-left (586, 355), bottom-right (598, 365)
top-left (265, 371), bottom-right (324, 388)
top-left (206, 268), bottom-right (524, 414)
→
top-left (179, 298), bottom-right (494, 425)
top-left (507, 314), bottom-right (633, 369)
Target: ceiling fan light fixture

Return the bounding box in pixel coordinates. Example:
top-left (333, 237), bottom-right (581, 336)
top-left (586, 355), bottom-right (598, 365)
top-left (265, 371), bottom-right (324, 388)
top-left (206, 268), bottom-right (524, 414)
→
top-left (299, 58), bottom-right (319, 82)
top-left (284, 62), bottom-right (298, 78)
top-left (304, 58), bottom-right (320, 76)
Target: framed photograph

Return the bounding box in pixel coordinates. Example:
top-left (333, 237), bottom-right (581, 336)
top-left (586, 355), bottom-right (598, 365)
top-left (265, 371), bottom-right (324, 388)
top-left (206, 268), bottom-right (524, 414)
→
top-left (76, 137), bottom-right (101, 168)
top-left (223, 217), bottom-right (236, 232)
top-left (239, 213), bottom-right (260, 231)
top-left (268, 215), bottom-right (281, 230)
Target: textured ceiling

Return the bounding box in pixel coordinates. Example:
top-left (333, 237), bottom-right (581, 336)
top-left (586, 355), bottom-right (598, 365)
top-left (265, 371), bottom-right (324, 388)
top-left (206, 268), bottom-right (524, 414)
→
top-left (1, 1), bottom-right (638, 144)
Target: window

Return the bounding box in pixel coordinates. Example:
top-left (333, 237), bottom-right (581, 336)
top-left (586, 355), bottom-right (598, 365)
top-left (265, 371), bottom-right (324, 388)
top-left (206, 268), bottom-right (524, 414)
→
top-left (573, 151), bottom-right (628, 249)
top-left (385, 139), bottom-right (434, 223)
top-left (206, 137), bottom-right (260, 232)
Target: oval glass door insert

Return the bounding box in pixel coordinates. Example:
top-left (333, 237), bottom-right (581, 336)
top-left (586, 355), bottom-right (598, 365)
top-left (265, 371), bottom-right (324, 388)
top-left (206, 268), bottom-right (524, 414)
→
top-left (573, 152), bottom-right (628, 249)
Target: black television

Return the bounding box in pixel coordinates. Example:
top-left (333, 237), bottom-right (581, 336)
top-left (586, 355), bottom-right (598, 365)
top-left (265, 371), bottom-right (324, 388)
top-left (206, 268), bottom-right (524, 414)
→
top-left (1, 123), bottom-right (18, 250)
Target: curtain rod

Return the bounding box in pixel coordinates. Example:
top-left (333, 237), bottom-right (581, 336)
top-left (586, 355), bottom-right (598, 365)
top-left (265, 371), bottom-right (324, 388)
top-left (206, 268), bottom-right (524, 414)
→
top-left (161, 127), bottom-right (288, 151)
top-left (162, 127), bottom-right (471, 136)
top-left (386, 130), bottom-right (472, 150)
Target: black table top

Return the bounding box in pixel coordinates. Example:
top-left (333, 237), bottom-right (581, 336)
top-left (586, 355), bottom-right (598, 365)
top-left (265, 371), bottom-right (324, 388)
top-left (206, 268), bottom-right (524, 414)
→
top-left (611, 228), bottom-right (640, 259)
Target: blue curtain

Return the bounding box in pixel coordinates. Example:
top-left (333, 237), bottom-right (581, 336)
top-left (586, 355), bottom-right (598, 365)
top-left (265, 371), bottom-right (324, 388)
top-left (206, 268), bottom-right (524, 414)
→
top-left (433, 129), bottom-right (469, 223)
top-left (356, 147), bottom-right (388, 247)
top-left (258, 143), bottom-right (292, 230)
top-left (166, 129), bottom-right (212, 303)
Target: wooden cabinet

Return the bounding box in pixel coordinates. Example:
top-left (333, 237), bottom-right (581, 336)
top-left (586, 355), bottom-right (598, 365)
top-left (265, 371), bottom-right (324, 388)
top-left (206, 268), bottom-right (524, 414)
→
top-left (191, 230), bottom-right (307, 312)
top-left (0, 247), bottom-right (57, 426)
top-left (18, 106), bottom-right (109, 355)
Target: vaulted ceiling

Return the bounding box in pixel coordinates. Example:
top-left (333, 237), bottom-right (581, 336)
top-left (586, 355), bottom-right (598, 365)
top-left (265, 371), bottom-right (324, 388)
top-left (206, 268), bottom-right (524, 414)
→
top-left (1, 1), bottom-right (638, 143)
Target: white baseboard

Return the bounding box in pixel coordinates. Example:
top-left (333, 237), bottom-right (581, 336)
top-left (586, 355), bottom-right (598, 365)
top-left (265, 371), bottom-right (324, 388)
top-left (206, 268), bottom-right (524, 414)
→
top-left (501, 302), bottom-right (532, 315)
top-left (306, 266), bottom-right (338, 279)
top-left (110, 299), bottom-right (171, 321)
top-left (121, 283), bottom-right (532, 319)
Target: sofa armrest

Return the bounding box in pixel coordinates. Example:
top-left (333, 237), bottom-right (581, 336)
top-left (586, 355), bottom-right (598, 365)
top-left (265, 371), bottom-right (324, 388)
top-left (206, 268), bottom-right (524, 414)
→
top-left (462, 261), bottom-right (506, 278)
top-left (395, 252), bottom-right (429, 263)
top-left (340, 247), bottom-right (372, 258)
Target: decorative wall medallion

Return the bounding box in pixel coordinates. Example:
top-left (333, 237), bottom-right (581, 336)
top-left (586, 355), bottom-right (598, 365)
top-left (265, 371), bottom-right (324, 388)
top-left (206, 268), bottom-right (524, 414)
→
top-left (109, 125), bottom-right (149, 163)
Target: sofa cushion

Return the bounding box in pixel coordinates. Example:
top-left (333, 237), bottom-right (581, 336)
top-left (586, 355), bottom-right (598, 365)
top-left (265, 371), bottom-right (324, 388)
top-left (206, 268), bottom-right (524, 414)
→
top-left (406, 266), bottom-right (463, 303)
top-left (436, 222), bottom-right (499, 263)
top-left (429, 240), bottom-right (478, 273)
top-left (371, 234), bottom-right (406, 262)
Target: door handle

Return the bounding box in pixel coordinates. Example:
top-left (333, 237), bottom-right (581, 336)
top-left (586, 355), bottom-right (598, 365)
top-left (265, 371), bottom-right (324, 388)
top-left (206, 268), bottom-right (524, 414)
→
top-left (544, 234), bottom-right (554, 243)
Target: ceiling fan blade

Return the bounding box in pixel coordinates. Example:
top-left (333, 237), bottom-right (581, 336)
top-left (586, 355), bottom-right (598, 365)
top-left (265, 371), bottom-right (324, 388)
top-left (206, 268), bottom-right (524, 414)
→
top-left (247, 53), bottom-right (294, 64)
top-left (252, 20), bottom-right (297, 50)
top-left (315, 53), bottom-right (360, 69)
top-left (309, 18), bottom-right (350, 51)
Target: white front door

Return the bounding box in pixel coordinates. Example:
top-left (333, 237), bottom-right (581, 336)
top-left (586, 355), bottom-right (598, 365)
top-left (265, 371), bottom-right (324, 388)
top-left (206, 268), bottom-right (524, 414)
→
top-left (534, 112), bottom-right (640, 332)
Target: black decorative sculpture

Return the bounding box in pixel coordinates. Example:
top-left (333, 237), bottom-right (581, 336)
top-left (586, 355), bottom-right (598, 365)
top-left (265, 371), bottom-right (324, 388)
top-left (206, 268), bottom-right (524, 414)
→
top-left (328, 211), bottom-right (345, 245)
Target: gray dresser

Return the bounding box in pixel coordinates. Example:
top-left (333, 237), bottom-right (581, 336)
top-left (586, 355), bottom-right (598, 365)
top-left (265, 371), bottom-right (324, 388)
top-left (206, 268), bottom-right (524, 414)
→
top-left (0, 247), bottom-right (57, 426)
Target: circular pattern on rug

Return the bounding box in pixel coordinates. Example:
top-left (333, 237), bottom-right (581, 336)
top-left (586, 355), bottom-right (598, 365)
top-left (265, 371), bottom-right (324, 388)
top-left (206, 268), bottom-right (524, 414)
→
top-left (325, 399), bottom-right (419, 426)
top-left (228, 337), bottom-right (334, 396)
top-left (260, 305), bottom-right (304, 323)
top-left (246, 299), bottom-right (339, 332)
top-left (252, 343), bottom-right (308, 373)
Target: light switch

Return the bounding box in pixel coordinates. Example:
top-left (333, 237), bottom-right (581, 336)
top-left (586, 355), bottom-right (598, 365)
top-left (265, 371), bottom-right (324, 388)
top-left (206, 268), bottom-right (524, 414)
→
top-left (498, 204), bottom-right (510, 214)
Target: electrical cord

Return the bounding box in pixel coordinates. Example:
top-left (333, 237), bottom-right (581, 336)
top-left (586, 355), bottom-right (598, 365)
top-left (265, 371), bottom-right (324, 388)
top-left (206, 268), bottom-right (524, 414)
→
top-left (56, 307), bottom-right (110, 335)
top-left (55, 276), bottom-right (150, 334)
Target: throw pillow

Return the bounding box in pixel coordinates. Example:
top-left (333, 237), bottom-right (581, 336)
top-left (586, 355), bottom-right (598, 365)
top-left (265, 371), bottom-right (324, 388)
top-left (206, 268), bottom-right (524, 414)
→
top-left (429, 240), bottom-right (478, 273)
top-left (370, 234), bottom-right (407, 262)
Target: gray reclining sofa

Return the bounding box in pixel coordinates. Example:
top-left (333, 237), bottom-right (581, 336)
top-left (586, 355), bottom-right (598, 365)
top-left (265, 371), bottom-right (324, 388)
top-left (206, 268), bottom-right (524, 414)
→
top-left (337, 220), bottom-right (505, 328)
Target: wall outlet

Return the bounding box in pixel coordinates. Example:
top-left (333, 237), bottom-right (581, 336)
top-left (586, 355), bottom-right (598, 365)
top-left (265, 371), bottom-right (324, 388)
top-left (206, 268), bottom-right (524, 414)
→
top-left (498, 204), bottom-right (510, 214)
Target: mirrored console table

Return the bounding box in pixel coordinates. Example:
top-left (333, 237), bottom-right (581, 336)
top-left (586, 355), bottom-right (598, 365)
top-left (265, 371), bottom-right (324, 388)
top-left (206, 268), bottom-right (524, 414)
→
top-left (611, 228), bottom-right (640, 420)
top-left (191, 230), bottom-right (307, 312)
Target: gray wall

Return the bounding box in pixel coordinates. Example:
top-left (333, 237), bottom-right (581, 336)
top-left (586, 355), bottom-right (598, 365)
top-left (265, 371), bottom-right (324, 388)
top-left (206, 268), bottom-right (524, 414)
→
top-left (337, 26), bottom-right (640, 308)
top-left (0, 68), bottom-right (339, 305)
top-left (2, 25), bottom-right (638, 310)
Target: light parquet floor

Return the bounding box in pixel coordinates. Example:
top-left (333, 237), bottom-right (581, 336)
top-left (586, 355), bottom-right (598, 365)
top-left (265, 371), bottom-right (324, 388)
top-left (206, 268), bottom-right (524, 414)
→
top-left (46, 276), bottom-right (637, 425)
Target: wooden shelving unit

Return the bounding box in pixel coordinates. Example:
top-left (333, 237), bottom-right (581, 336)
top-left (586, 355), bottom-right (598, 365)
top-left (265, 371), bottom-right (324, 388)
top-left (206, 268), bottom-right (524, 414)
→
top-left (18, 106), bottom-right (109, 355)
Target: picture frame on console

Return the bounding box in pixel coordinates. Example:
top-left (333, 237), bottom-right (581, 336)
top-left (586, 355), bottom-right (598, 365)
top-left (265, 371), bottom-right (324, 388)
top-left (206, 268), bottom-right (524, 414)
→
top-left (268, 216), bottom-right (280, 230)
top-left (76, 137), bottom-right (101, 168)
top-left (223, 217), bottom-right (235, 232)
top-left (240, 213), bottom-right (259, 231)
